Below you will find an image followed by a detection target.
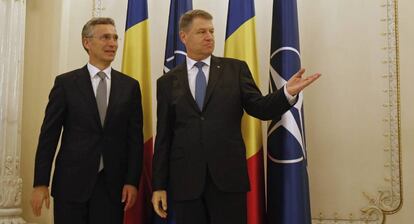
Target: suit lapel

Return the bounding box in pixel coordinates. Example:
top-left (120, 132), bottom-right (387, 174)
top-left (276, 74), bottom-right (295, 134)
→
top-left (175, 63), bottom-right (200, 112)
top-left (104, 69), bottom-right (121, 128)
top-left (203, 56), bottom-right (222, 110)
top-left (75, 66), bottom-right (102, 128)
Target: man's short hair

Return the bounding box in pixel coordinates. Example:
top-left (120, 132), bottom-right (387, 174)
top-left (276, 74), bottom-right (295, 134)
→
top-left (82, 17), bottom-right (115, 38)
top-left (179, 9), bottom-right (213, 32)
top-left (81, 17), bottom-right (115, 53)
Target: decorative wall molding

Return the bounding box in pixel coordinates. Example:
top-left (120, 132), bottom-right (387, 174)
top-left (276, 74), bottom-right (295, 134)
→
top-left (0, 158), bottom-right (23, 208)
top-left (312, 0), bottom-right (401, 223)
top-left (0, 0), bottom-right (27, 223)
top-left (92, 0), bottom-right (104, 17)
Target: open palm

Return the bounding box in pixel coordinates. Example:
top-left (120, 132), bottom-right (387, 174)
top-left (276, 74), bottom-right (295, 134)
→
top-left (286, 68), bottom-right (321, 96)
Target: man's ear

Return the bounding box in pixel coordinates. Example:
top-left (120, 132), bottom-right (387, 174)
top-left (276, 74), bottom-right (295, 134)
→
top-left (179, 31), bottom-right (186, 45)
top-left (82, 37), bottom-right (90, 51)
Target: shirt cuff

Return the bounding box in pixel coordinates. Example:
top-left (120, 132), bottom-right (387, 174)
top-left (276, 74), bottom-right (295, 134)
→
top-left (284, 85), bottom-right (297, 105)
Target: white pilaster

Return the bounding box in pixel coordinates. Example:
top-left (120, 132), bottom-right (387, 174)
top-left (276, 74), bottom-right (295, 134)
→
top-left (0, 0), bottom-right (27, 223)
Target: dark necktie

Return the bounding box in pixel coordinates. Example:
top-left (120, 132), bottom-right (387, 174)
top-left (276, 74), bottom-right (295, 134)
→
top-left (194, 61), bottom-right (207, 110)
top-left (96, 71), bottom-right (107, 172)
top-left (96, 71), bottom-right (107, 126)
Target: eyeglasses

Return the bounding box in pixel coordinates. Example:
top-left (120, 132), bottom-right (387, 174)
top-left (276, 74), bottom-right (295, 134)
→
top-left (88, 34), bottom-right (119, 42)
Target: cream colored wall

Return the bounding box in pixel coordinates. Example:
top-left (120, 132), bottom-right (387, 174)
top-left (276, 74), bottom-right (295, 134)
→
top-left (301, 0), bottom-right (412, 222)
top-left (21, 0), bottom-right (413, 223)
top-left (22, 0), bottom-right (63, 223)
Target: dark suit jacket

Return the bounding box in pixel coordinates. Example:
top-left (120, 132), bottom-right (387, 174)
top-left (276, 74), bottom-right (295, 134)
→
top-left (153, 56), bottom-right (293, 201)
top-left (33, 65), bottom-right (143, 203)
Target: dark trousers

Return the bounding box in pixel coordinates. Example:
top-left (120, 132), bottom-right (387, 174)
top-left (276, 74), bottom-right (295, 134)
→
top-left (54, 171), bottom-right (124, 224)
top-left (173, 170), bottom-right (247, 224)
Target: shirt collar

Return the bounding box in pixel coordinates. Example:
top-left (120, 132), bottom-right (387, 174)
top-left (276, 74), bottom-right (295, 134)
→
top-left (186, 56), bottom-right (211, 71)
top-left (87, 62), bottom-right (112, 79)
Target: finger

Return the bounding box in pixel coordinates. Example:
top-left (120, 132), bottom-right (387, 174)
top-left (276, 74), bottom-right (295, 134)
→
top-left (161, 196), bottom-right (167, 211)
top-left (152, 196), bottom-right (158, 211)
top-left (130, 193), bottom-right (137, 207)
top-left (33, 206), bottom-right (40, 217)
top-left (152, 197), bottom-right (167, 218)
top-left (30, 199), bottom-right (35, 213)
top-left (313, 73), bottom-right (322, 79)
top-left (36, 206), bottom-right (42, 216)
top-left (154, 207), bottom-right (166, 218)
top-left (307, 72), bottom-right (321, 79)
top-left (124, 193), bottom-right (132, 211)
top-left (126, 190), bottom-right (136, 211)
top-left (30, 199), bottom-right (37, 216)
top-left (159, 209), bottom-right (167, 218)
top-left (154, 201), bottom-right (166, 218)
top-left (300, 73), bottom-right (321, 90)
top-left (305, 73), bottom-right (321, 84)
top-left (45, 196), bottom-right (50, 209)
top-left (32, 199), bottom-right (42, 216)
top-left (122, 188), bottom-right (127, 203)
top-left (36, 199), bottom-right (42, 216)
top-left (294, 68), bottom-right (306, 78)
top-left (158, 201), bottom-right (168, 218)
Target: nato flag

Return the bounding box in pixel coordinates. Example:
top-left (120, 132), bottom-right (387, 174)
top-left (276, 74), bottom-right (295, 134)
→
top-left (267, 0), bottom-right (312, 223)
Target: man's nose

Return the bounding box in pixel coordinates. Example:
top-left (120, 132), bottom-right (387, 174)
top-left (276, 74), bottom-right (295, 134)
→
top-left (108, 38), bottom-right (118, 46)
top-left (205, 32), bottom-right (214, 40)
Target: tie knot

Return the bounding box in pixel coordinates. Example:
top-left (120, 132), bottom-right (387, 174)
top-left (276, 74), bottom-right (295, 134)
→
top-left (97, 71), bottom-right (106, 80)
top-left (194, 61), bottom-right (205, 69)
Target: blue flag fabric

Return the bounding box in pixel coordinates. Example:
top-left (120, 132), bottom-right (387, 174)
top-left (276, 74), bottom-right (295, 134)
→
top-left (266, 0), bottom-right (311, 223)
top-left (163, 0), bottom-right (193, 73)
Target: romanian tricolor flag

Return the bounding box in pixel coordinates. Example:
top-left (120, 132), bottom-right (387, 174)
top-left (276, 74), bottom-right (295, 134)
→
top-left (224, 1), bottom-right (265, 224)
top-left (122, 0), bottom-right (153, 223)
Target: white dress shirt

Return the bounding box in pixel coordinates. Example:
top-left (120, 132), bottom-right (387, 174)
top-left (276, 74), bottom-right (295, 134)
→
top-left (186, 56), bottom-right (211, 99)
top-left (87, 63), bottom-right (111, 104)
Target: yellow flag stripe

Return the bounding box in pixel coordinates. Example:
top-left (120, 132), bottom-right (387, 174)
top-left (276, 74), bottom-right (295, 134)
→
top-left (122, 20), bottom-right (153, 142)
top-left (224, 18), bottom-right (262, 159)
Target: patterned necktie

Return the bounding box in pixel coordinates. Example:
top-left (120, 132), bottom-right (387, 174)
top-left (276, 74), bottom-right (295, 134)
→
top-left (194, 61), bottom-right (207, 110)
top-left (96, 71), bottom-right (107, 172)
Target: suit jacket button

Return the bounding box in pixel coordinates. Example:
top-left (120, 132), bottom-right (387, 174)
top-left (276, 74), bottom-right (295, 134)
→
top-left (200, 116), bottom-right (205, 120)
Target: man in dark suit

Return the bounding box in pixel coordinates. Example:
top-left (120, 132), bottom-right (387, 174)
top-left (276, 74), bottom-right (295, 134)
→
top-left (30, 17), bottom-right (143, 224)
top-left (151, 9), bottom-right (320, 224)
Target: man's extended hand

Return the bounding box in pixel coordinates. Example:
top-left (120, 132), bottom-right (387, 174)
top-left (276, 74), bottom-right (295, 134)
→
top-left (122, 184), bottom-right (138, 211)
top-left (286, 68), bottom-right (321, 96)
top-left (30, 186), bottom-right (50, 217)
top-left (152, 190), bottom-right (167, 218)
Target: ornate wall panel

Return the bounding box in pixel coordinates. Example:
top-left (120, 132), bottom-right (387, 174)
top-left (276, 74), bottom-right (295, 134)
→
top-left (300, 0), bottom-right (401, 223)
